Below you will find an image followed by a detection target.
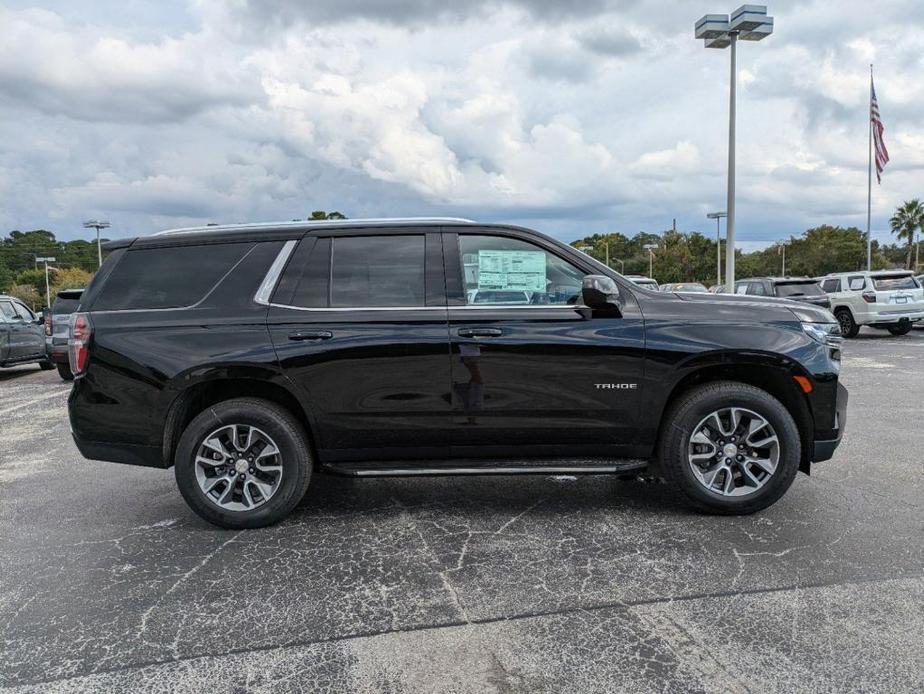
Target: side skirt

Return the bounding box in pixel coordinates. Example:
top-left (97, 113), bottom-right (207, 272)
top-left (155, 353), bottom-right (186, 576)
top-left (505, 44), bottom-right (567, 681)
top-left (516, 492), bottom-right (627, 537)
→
top-left (321, 457), bottom-right (649, 478)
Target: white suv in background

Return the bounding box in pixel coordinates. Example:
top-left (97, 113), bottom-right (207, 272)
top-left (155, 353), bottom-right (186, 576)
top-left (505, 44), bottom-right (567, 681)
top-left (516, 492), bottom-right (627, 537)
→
top-left (819, 271), bottom-right (924, 337)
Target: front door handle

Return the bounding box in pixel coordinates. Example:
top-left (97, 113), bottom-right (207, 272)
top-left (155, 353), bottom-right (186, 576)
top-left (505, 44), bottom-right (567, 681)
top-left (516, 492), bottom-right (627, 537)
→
top-left (457, 327), bottom-right (503, 338)
top-left (288, 330), bottom-right (333, 341)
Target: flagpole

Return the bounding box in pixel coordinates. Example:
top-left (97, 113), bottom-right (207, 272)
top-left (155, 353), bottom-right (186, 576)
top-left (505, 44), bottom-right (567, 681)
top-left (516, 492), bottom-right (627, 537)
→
top-left (866, 64), bottom-right (873, 271)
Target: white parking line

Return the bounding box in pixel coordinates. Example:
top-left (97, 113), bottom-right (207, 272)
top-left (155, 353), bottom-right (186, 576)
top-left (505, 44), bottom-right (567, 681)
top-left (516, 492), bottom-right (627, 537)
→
top-left (0, 390), bottom-right (66, 416)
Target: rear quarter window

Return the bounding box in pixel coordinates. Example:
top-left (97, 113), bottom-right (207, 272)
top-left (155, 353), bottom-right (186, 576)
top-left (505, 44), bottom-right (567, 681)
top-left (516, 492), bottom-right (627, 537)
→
top-left (91, 243), bottom-right (253, 310)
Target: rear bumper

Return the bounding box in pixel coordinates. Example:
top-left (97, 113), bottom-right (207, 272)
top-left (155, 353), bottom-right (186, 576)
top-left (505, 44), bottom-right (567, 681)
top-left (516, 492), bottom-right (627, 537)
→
top-left (812, 382), bottom-right (848, 462)
top-left (856, 308), bottom-right (924, 325)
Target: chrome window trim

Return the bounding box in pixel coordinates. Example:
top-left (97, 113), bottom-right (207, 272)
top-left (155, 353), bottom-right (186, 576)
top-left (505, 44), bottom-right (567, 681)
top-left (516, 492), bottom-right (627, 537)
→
top-left (254, 240), bottom-right (298, 306)
top-left (264, 302), bottom-right (589, 312)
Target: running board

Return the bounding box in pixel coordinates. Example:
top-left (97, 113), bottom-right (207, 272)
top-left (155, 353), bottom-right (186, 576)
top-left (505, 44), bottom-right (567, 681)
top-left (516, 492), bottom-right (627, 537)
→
top-left (321, 458), bottom-right (649, 478)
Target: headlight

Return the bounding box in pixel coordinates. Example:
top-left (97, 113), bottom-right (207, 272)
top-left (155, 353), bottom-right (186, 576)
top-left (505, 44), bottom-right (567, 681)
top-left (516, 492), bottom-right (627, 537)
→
top-left (802, 321), bottom-right (842, 346)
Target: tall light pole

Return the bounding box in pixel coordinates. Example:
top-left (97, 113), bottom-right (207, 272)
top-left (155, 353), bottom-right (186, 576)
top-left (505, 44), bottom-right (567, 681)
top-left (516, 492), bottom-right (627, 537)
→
top-left (707, 211), bottom-right (727, 286)
top-left (696, 6), bottom-right (774, 292)
top-left (83, 220), bottom-right (111, 268)
top-left (36, 256), bottom-right (56, 308)
top-left (643, 243), bottom-right (658, 278)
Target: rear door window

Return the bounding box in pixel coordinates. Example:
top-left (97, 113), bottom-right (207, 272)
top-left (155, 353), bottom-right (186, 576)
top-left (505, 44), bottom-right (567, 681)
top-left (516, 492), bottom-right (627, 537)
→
top-left (331, 235), bottom-right (426, 307)
top-left (273, 237), bottom-right (331, 308)
top-left (92, 243), bottom-right (253, 310)
top-left (847, 276), bottom-right (866, 291)
top-left (820, 279), bottom-right (841, 293)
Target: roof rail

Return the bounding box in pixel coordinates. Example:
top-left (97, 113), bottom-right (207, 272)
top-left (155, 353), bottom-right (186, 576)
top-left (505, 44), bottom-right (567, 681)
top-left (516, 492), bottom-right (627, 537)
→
top-left (154, 217), bottom-right (477, 236)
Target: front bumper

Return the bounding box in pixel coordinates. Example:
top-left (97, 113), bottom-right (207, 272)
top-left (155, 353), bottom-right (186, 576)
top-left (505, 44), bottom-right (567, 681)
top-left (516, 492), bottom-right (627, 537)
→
top-left (812, 381), bottom-right (848, 462)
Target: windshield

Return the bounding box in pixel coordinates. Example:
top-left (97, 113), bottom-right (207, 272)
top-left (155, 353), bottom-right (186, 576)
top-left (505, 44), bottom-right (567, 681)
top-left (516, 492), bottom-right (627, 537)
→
top-left (775, 281), bottom-right (824, 297)
top-left (872, 275), bottom-right (918, 291)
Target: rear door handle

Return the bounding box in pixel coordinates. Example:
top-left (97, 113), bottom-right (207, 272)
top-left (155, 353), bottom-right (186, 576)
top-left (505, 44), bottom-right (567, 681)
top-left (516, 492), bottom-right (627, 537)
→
top-left (457, 327), bottom-right (503, 338)
top-left (288, 330), bottom-right (333, 341)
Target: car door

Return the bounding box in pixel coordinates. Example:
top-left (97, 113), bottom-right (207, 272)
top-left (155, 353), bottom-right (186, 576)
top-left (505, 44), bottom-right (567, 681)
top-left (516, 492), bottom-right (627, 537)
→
top-left (443, 229), bottom-right (646, 459)
top-left (266, 229), bottom-right (451, 463)
top-left (10, 301), bottom-right (45, 357)
top-left (1, 300), bottom-right (37, 360)
top-left (0, 303), bottom-right (12, 362)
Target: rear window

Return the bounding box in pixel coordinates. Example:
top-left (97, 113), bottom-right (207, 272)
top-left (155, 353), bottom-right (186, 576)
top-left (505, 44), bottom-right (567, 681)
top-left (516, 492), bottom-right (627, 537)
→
top-left (775, 281), bottom-right (824, 297)
top-left (331, 235), bottom-right (425, 307)
top-left (52, 298), bottom-right (81, 314)
top-left (872, 275), bottom-right (917, 291)
top-left (92, 243), bottom-right (253, 310)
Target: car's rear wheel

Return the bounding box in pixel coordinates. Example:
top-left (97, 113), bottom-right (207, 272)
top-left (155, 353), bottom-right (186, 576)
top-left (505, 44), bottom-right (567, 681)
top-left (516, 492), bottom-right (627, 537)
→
top-left (834, 308), bottom-right (859, 338)
top-left (887, 322), bottom-right (912, 336)
top-left (56, 363), bottom-right (74, 381)
top-left (175, 398), bottom-right (312, 528)
top-left (658, 381), bottom-right (801, 515)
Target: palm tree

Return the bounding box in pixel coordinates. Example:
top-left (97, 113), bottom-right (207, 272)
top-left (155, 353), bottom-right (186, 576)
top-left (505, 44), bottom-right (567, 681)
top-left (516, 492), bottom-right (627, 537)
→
top-left (889, 199), bottom-right (924, 270)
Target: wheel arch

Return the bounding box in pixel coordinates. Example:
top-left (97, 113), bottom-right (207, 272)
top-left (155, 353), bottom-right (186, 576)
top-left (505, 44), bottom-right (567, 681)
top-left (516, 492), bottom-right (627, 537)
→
top-left (653, 359), bottom-right (814, 473)
top-left (162, 377), bottom-right (317, 468)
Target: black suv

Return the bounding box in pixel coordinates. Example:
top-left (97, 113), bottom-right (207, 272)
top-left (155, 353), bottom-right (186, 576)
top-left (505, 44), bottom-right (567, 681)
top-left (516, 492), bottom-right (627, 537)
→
top-left (734, 277), bottom-right (831, 309)
top-left (68, 219), bottom-right (847, 528)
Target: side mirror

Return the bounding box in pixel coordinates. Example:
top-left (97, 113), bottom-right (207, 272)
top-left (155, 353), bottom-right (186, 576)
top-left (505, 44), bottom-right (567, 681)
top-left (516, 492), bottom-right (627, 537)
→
top-left (582, 275), bottom-right (622, 315)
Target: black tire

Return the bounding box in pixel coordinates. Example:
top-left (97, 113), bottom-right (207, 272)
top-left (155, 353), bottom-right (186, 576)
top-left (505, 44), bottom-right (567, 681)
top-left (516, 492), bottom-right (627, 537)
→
top-left (887, 322), bottom-right (912, 336)
top-left (834, 308), bottom-right (859, 338)
top-left (56, 363), bottom-right (74, 381)
top-left (38, 359), bottom-right (54, 371)
top-left (658, 381), bottom-right (801, 515)
top-left (174, 398), bottom-right (312, 529)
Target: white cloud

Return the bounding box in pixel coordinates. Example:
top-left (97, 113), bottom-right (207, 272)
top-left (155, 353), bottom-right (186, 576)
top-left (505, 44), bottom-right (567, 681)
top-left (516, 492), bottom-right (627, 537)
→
top-left (0, 0), bottom-right (922, 248)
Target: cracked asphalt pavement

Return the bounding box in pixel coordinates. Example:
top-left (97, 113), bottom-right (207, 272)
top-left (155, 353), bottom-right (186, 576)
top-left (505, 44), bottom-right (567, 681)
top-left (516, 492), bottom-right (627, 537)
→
top-left (1, 330), bottom-right (922, 693)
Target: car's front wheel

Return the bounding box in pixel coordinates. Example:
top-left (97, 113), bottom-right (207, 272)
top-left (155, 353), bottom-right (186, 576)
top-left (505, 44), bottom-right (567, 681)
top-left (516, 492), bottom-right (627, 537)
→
top-left (658, 381), bottom-right (801, 515)
top-left (175, 398), bottom-right (312, 529)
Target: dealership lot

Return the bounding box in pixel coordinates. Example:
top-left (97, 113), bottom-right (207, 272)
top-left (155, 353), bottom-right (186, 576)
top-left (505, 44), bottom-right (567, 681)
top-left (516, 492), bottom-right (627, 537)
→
top-left (1, 331), bottom-right (922, 693)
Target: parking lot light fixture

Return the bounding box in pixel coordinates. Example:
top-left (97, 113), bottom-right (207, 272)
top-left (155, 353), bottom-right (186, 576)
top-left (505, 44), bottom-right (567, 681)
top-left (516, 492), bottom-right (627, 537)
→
top-left (82, 220), bottom-right (111, 268)
top-left (643, 243), bottom-right (658, 278)
top-left (695, 5), bottom-right (774, 292)
top-left (707, 211), bottom-right (727, 286)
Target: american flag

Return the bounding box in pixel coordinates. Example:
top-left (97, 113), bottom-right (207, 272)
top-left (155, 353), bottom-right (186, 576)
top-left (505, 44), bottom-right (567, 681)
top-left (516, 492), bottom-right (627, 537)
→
top-left (870, 78), bottom-right (889, 183)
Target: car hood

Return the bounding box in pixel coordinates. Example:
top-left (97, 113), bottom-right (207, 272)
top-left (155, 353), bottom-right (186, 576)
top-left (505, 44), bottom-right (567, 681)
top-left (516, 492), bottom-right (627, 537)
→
top-left (676, 291), bottom-right (835, 322)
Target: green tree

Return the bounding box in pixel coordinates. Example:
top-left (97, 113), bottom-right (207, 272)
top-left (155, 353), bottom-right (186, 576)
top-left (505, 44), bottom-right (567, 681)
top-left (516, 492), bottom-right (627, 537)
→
top-left (50, 267), bottom-right (94, 296)
top-left (7, 284), bottom-right (40, 311)
top-left (889, 199), bottom-right (924, 270)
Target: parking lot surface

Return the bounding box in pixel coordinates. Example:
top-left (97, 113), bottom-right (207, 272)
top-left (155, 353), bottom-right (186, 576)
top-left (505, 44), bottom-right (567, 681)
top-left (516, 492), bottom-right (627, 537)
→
top-left (1, 330), bottom-right (922, 693)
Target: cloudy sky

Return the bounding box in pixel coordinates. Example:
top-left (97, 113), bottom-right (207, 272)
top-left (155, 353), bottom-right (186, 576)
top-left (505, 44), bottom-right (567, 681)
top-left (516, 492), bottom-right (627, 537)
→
top-left (1, 0), bottom-right (922, 248)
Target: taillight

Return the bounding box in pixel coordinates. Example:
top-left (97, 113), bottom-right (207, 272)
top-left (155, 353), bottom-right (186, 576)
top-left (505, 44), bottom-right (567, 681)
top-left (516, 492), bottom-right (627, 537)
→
top-left (69, 313), bottom-right (92, 376)
top-left (861, 291), bottom-right (876, 303)
top-left (44, 315), bottom-right (53, 337)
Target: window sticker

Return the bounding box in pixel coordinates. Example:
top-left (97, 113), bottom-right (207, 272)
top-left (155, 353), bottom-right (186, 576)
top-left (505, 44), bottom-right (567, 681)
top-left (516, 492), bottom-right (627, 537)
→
top-left (476, 250), bottom-right (546, 291)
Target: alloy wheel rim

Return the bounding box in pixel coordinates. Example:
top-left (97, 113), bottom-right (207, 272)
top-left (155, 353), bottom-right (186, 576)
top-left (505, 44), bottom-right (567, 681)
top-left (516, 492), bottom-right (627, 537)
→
top-left (194, 424), bottom-right (283, 512)
top-left (837, 312), bottom-right (851, 334)
top-left (687, 407), bottom-right (780, 497)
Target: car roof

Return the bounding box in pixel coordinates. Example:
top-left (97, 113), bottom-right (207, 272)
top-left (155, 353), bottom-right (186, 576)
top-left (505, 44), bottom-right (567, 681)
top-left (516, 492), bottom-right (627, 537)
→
top-left (105, 217), bottom-right (489, 250)
top-left (737, 276), bottom-right (816, 283)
